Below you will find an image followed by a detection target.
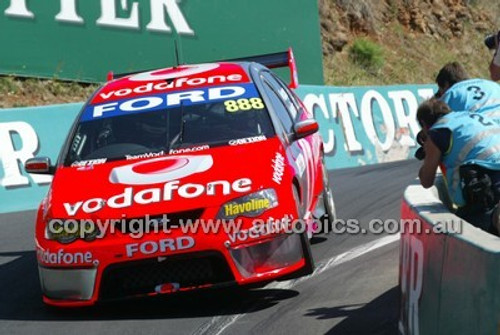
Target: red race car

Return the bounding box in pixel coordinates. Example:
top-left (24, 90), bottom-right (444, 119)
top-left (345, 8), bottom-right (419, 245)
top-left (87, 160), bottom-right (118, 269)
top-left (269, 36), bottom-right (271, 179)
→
top-left (26, 49), bottom-right (336, 306)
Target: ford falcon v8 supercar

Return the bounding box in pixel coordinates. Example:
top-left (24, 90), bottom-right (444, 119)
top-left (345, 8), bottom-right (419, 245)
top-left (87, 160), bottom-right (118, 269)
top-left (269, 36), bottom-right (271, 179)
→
top-left (26, 49), bottom-right (336, 306)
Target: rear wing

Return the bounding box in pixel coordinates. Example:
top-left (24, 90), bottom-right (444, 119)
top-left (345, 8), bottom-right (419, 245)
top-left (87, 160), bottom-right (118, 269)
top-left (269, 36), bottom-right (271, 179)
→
top-left (107, 47), bottom-right (299, 89)
top-left (225, 48), bottom-right (299, 89)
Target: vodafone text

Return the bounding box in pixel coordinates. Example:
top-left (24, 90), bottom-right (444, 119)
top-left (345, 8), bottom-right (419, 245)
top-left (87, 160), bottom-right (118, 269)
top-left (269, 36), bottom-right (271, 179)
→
top-left (272, 152), bottom-right (285, 184)
top-left (63, 178), bottom-right (252, 216)
top-left (37, 248), bottom-right (94, 265)
top-left (99, 74), bottom-right (244, 101)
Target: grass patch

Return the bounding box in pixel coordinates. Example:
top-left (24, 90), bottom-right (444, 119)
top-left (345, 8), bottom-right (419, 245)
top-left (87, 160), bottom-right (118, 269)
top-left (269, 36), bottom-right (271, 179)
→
top-left (324, 23), bottom-right (493, 87)
top-left (349, 38), bottom-right (385, 72)
top-left (0, 77), bottom-right (99, 108)
top-left (0, 77), bottom-right (20, 94)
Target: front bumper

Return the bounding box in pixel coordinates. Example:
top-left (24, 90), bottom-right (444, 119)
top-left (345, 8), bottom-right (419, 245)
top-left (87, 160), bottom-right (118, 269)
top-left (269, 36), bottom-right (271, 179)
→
top-left (38, 233), bottom-right (306, 306)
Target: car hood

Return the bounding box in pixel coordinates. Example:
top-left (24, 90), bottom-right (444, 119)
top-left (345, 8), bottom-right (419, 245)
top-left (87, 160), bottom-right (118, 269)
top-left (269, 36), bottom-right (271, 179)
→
top-left (49, 137), bottom-right (288, 219)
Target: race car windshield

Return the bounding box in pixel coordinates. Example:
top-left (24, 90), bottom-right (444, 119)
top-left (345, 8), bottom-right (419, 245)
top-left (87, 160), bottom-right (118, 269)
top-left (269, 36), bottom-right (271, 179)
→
top-left (64, 92), bottom-right (275, 166)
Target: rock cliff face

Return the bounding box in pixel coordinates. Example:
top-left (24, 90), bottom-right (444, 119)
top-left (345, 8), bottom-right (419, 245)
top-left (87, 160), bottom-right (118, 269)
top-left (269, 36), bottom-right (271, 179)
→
top-left (320, 0), bottom-right (500, 85)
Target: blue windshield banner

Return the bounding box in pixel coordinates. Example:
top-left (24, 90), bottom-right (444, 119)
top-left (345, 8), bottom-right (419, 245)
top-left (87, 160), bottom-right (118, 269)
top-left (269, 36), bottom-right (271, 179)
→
top-left (81, 84), bottom-right (260, 121)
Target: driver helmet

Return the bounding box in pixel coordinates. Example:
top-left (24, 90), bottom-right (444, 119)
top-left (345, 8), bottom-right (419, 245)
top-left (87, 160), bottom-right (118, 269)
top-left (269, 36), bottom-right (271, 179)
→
top-left (135, 112), bottom-right (168, 145)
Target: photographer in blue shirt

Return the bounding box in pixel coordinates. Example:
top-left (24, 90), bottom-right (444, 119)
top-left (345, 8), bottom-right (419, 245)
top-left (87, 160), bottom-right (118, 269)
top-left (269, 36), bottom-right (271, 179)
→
top-left (435, 62), bottom-right (500, 116)
top-left (417, 99), bottom-right (500, 235)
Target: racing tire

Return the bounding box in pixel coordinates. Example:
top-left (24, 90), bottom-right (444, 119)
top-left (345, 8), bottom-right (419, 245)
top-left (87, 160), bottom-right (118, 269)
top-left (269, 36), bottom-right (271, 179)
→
top-left (318, 163), bottom-right (337, 234)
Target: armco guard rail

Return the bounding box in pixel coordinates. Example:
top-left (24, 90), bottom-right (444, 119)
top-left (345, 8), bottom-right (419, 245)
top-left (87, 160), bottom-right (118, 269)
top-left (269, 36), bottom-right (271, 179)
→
top-left (399, 179), bottom-right (500, 335)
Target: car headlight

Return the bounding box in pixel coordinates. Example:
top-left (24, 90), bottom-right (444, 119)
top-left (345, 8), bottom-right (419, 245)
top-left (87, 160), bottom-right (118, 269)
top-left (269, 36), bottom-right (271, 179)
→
top-left (217, 189), bottom-right (278, 220)
top-left (45, 219), bottom-right (100, 244)
top-left (229, 233), bottom-right (303, 278)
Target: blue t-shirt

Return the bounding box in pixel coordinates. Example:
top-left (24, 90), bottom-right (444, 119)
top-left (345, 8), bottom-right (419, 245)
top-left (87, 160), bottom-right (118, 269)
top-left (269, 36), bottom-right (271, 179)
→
top-left (441, 78), bottom-right (500, 114)
top-left (429, 118), bottom-right (500, 200)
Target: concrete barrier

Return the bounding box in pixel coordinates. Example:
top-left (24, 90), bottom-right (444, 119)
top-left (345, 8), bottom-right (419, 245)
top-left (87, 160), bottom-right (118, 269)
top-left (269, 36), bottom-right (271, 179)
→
top-left (399, 179), bottom-right (500, 335)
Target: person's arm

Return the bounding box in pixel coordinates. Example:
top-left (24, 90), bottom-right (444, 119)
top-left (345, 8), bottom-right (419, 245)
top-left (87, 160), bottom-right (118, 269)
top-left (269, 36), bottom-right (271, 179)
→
top-left (419, 137), bottom-right (442, 188)
top-left (490, 33), bottom-right (500, 81)
top-left (489, 60), bottom-right (500, 81)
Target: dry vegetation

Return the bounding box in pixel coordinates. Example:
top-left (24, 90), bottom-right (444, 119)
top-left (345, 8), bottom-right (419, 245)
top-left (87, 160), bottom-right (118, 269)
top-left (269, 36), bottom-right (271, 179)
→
top-left (321, 0), bottom-right (500, 85)
top-left (2, 0), bottom-right (500, 107)
top-left (0, 77), bottom-right (98, 108)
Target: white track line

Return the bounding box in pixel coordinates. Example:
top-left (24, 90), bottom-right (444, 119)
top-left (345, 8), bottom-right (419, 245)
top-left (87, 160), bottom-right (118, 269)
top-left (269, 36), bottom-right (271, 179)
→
top-left (0, 256), bottom-right (19, 266)
top-left (192, 234), bottom-right (400, 335)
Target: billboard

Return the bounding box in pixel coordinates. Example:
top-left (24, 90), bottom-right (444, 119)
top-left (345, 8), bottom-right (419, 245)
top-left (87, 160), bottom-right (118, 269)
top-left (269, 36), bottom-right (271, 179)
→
top-left (0, 0), bottom-right (324, 84)
top-left (299, 84), bottom-right (435, 169)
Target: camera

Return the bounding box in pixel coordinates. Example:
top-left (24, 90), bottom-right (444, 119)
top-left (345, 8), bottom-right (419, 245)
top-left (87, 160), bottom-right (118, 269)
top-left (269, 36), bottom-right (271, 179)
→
top-left (416, 130), bottom-right (426, 146)
top-left (415, 130), bottom-right (426, 160)
top-left (415, 147), bottom-right (425, 160)
top-left (485, 31), bottom-right (499, 50)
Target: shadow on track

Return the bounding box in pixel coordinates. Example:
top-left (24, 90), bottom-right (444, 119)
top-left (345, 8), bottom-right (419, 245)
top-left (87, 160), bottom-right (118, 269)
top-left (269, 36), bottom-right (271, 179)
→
top-left (0, 251), bottom-right (298, 321)
top-left (310, 236), bottom-right (328, 245)
top-left (305, 286), bottom-right (399, 335)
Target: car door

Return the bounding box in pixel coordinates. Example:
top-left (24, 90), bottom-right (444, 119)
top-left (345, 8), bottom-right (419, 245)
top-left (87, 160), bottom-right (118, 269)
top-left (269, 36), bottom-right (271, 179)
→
top-left (258, 70), bottom-right (317, 216)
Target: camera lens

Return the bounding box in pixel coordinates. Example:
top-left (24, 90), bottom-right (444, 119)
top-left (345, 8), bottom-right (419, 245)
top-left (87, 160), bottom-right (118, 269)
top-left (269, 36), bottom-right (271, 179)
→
top-left (485, 34), bottom-right (497, 50)
top-left (415, 147), bottom-right (425, 161)
top-left (416, 130), bottom-right (426, 145)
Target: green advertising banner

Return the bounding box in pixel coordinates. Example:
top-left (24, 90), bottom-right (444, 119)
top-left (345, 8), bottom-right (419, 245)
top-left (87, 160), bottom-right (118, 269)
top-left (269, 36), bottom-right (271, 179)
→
top-left (0, 0), bottom-right (323, 84)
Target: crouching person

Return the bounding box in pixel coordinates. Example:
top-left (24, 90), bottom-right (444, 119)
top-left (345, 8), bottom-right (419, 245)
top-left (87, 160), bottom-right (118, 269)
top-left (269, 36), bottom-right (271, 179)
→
top-left (416, 99), bottom-right (500, 234)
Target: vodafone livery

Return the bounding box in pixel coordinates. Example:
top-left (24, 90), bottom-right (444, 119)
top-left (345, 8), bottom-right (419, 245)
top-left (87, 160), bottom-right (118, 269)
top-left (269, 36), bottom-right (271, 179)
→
top-left (26, 50), bottom-right (336, 306)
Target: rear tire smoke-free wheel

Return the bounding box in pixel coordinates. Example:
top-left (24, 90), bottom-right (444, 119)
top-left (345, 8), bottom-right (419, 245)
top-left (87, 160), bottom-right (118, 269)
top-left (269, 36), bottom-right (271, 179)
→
top-left (318, 163), bottom-right (336, 234)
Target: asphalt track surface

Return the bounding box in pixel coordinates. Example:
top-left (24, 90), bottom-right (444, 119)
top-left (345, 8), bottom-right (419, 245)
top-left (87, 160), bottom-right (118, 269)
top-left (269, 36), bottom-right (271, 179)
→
top-left (0, 159), bottom-right (421, 335)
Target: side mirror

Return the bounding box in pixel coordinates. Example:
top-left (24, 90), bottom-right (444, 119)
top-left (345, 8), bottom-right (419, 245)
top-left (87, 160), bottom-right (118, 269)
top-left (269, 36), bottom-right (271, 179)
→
top-left (293, 119), bottom-right (319, 140)
top-left (25, 157), bottom-right (54, 175)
